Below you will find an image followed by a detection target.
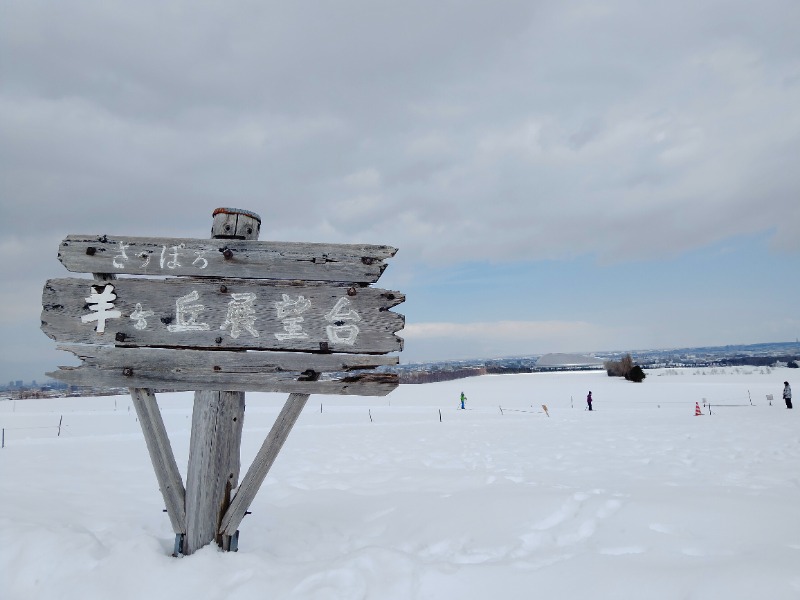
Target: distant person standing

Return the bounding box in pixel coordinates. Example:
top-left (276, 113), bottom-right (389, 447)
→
top-left (460, 392), bottom-right (467, 410)
top-left (586, 391), bottom-right (593, 411)
top-left (784, 382), bottom-right (792, 409)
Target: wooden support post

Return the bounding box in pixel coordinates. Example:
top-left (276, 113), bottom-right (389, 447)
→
top-left (129, 387), bottom-right (186, 535)
top-left (219, 390), bottom-right (313, 538)
top-left (183, 208), bottom-right (260, 555)
top-left (185, 390), bottom-right (245, 552)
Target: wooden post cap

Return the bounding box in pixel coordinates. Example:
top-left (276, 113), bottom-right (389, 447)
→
top-left (211, 208), bottom-right (262, 240)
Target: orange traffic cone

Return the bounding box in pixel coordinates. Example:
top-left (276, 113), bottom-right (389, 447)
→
top-left (695, 402), bottom-right (703, 416)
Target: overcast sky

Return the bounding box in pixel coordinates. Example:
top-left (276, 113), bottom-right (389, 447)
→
top-left (2, 0), bottom-right (799, 383)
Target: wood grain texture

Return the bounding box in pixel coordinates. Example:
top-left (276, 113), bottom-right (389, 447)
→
top-left (129, 388), bottom-right (186, 534)
top-left (184, 390), bottom-right (245, 554)
top-left (41, 277), bottom-right (404, 354)
top-left (49, 364), bottom-right (399, 395)
top-left (58, 235), bottom-right (396, 282)
top-left (210, 208), bottom-right (261, 239)
top-left (57, 344), bottom-right (398, 371)
top-left (219, 392), bottom-right (311, 536)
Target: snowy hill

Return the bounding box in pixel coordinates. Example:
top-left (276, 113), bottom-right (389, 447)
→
top-left (1, 367), bottom-right (799, 599)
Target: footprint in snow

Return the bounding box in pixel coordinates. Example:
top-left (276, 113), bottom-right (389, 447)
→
top-left (291, 568), bottom-right (367, 600)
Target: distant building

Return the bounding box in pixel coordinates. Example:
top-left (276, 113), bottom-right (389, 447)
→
top-left (535, 353), bottom-right (605, 371)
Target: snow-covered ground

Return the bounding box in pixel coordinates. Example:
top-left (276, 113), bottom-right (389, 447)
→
top-left (1, 367), bottom-right (798, 599)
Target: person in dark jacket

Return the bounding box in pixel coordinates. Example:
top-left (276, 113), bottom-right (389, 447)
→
top-left (587, 391), bottom-right (593, 411)
top-left (784, 382), bottom-right (792, 409)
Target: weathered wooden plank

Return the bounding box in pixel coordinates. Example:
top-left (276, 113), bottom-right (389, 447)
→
top-left (219, 392), bottom-right (311, 537)
top-left (41, 277), bottom-right (405, 353)
top-left (184, 390), bottom-right (245, 554)
top-left (129, 388), bottom-right (187, 534)
top-left (57, 344), bottom-right (398, 372)
top-left (48, 364), bottom-right (399, 396)
top-left (58, 235), bottom-right (397, 282)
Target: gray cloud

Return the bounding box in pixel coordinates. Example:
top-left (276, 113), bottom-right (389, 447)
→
top-left (1, 0), bottom-right (798, 380)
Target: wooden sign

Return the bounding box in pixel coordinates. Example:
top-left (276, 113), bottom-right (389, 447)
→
top-left (58, 235), bottom-right (396, 282)
top-left (52, 345), bottom-right (399, 395)
top-left (42, 239), bottom-right (404, 395)
top-left (42, 278), bottom-right (404, 353)
top-left (40, 207), bottom-right (405, 556)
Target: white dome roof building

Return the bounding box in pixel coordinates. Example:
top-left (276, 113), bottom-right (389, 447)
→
top-left (535, 353), bottom-right (605, 371)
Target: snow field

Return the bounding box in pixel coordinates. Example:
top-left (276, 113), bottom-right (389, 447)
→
top-left (1, 367), bottom-right (798, 599)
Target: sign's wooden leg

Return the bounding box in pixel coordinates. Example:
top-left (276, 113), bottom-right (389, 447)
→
top-left (129, 387), bottom-right (186, 535)
top-left (219, 391), bottom-right (313, 539)
top-left (184, 390), bottom-right (245, 555)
